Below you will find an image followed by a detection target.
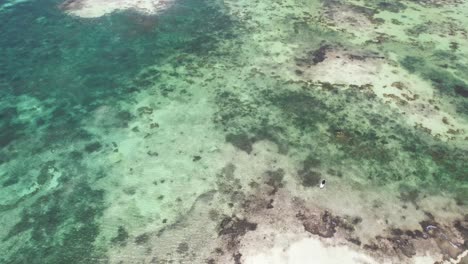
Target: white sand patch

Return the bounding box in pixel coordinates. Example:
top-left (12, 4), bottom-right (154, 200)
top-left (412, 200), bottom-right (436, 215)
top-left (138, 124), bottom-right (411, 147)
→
top-left (60, 0), bottom-right (173, 18)
top-left (298, 49), bottom-right (384, 85)
top-left (244, 237), bottom-right (379, 264)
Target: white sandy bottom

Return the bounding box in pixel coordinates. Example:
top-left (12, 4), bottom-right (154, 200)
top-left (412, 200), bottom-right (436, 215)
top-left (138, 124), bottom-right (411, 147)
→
top-left (61, 0), bottom-right (173, 18)
top-left (244, 236), bottom-right (443, 264)
top-left (245, 237), bottom-right (377, 264)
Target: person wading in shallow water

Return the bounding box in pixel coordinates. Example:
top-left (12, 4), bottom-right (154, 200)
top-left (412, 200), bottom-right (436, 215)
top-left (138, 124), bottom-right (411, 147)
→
top-left (320, 179), bottom-right (326, 189)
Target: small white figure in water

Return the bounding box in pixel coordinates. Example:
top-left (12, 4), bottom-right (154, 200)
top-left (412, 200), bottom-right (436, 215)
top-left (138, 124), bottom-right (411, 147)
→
top-left (320, 179), bottom-right (326, 189)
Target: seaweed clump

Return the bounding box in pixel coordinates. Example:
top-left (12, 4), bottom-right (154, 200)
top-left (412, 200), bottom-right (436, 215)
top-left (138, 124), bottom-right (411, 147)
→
top-left (297, 155), bottom-right (322, 187)
top-left (218, 215), bottom-right (257, 249)
top-left (399, 55), bottom-right (468, 117)
top-left (296, 210), bottom-right (360, 238)
top-left (0, 106), bottom-right (26, 148)
top-left (226, 133), bottom-right (255, 154)
top-left (84, 141), bottom-right (103, 153)
top-left (295, 44), bottom-right (331, 66)
top-left (111, 226), bottom-right (129, 246)
top-left (215, 68), bottom-right (467, 195)
top-left (264, 168), bottom-right (285, 195)
top-left (135, 233), bottom-right (150, 245)
top-left (2, 181), bottom-right (105, 264)
top-left (376, 1), bottom-right (407, 12)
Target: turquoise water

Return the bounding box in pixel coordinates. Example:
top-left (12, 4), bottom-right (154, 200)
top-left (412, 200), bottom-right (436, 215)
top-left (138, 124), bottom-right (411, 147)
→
top-left (1, 0), bottom-right (234, 262)
top-left (0, 0), bottom-right (467, 263)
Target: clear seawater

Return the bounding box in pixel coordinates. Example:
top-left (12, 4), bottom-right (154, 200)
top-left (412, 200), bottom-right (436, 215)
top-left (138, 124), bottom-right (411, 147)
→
top-left (0, 0), bottom-right (467, 263)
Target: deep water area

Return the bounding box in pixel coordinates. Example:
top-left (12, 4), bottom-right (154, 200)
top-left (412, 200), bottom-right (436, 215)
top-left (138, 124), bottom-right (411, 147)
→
top-left (0, 0), bottom-right (467, 263)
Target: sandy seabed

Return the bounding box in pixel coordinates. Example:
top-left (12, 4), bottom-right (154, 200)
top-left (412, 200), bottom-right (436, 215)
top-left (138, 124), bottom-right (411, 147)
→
top-left (59, 0), bottom-right (173, 18)
top-left (0, 0), bottom-right (467, 263)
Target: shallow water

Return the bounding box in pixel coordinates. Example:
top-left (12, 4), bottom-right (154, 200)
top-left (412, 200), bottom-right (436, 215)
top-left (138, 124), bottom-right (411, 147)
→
top-left (0, 0), bottom-right (467, 263)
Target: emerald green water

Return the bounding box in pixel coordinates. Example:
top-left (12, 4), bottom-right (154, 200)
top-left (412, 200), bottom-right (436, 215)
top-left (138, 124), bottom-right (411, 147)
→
top-left (1, 0), bottom-right (234, 262)
top-left (0, 0), bottom-right (467, 263)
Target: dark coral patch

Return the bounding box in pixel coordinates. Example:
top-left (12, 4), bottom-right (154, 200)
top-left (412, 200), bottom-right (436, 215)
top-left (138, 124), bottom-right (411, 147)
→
top-left (295, 44), bottom-right (331, 66)
top-left (233, 252), bottom-right (242, 264)
top-left (297, 155), bottom-right (323, 187)
top-left (135, 233), bottom-right (150, 244)
top-left (2, 174), bottom-right (19, 187)
top-left (398, 184), bottom-right (420, 205)
top-left (297, 210), bottom-right (340, 238)
top-left (298, 169), bottom-right (322, 187)
top-left (453, 216), bottom-right (468, 241)
top-left (264, 168), bottom-right (284, 195)
top-left (218, 216), bottom-right (257, 237)
top-left (3, 181), bottom-right (105, 263)
top-left (400, 56), bottom-right (425, 73)
top-left (177, 242), bottom-right (189, 254)
top-left (218, 216), bottom-right (257, 250)
top-left (0, 106), bottom-right (26, 148)
top-left (454, 85), bottom-right (468, 98)
top-left (387, 236), bottom-right (416, 257)
top-left (347, 237), bottom-right (362, 246)
top-left (296, 209), bottom-right (363, 240)
top-left (84, 141), bottom-right (103, 153)
top-left (376, 1), bottom-right (407, 12)
top-left (226, 133), bottom-right (254, 154)
top-left (111, 226), bottom-right (129, 246)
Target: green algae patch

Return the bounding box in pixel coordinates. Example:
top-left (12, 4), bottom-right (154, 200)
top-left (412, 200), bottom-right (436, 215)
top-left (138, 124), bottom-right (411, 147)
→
top-left (0, 0), bottom-right (236, 259)
top-left (398, 54), bottom-right (468, 119)
top-left (111, 226), bottom-right (130, 246)
top-left (400, 56), bottom-right (425, 73)
top-left (0, 106), bottom-right (27, 148)
top-left (214, 76), bottom-right (468, 193)
top-left (2, 182), bottom-right (105, 264)
top-left (225, 133), bottom-right (255, 154)
top-left (400, 56), bottom-right (468, 97)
